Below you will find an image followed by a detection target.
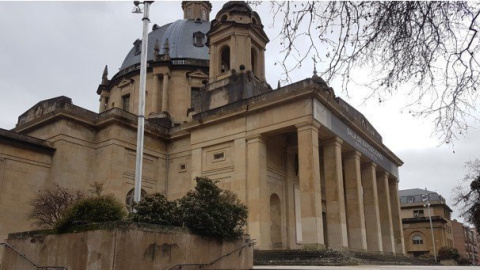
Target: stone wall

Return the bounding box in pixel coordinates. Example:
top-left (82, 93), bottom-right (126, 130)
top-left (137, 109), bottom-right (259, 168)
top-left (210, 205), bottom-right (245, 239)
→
top-left (1, 223), bottom-right (253, 270)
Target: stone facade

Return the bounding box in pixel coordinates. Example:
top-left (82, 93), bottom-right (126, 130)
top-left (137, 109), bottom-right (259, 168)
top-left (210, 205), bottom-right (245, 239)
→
top-left (0, 0), bottom-right (405, 257)
top-left (399, 189), bottom-right (453, 258)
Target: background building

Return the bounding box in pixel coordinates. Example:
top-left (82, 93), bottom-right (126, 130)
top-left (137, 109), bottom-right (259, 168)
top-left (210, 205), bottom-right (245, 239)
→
top-left (0, 1), bottom-right (404, 255)
top-left (399, 188), bottom-right (453, 257)
top-left (452, 219), bottom-right (480, 265)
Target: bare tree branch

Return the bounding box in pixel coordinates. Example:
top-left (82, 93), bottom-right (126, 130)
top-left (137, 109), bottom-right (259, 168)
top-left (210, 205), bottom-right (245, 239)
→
top-left (265, 1), bottom-right (480, 143)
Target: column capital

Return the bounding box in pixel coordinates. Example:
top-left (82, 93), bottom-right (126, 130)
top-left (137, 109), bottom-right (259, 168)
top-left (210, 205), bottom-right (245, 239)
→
top-left (388, 177), bottom-right (399, 185)
top-left (362, 161), bottom-right (377, 169)
top-left (324, 136), bottom-right (343, 147)
top-left (345, 150), bottom-right (362, 159)
top-left (246, 133), bottom-right (265, 143)
top-left (377, 170), bottom-right (390, 179)
top-left (295, 121), bottom-right (321, 132)
top-left (162, 72), bottom-right (171, 78)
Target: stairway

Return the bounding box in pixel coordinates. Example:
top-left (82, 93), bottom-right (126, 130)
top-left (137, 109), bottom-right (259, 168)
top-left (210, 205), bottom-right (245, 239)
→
top-left (254, 249), bottom-right (439, 266)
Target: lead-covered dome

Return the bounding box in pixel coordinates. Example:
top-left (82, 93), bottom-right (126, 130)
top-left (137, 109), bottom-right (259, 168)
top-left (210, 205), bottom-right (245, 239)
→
top-left (120, 19), bottom-right (210, 71)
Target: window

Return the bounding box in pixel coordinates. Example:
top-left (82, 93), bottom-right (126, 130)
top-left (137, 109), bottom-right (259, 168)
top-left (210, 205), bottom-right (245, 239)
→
top-left (213, 151), bottom-right (225, 161)
top-left (104, 97), bottom-right (109, 111)
top-left (179, 163), bottom-right (186, 172)
top-left (251, 47), bottom-right (258, 75)
top-left (413, 209), bottom-right (424, 217)
top-left (193, 31), bottom-right (205, 47)
top-left (134, 39), bottom-right (142, 55)
top-left (407, 196), bottom-right (414, 203)
top-left (220, 46), bottom-right (230, 73)
top-left (122, 94), bottom-right (130, 112)
top-left (413, 235), bottom-right (423, 245)
top-left (191, 87), bottom-right (201, 110)
top-left (125, 188), bottom-right (147, 213)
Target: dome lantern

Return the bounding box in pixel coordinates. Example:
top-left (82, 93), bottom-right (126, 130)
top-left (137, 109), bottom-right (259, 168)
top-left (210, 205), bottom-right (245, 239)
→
top-left (181, 1), bottom-right (212, 21)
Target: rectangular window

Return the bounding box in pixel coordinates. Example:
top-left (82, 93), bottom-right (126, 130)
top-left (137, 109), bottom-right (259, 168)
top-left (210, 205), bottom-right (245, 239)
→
top-left (213, 152), bottom-right (225, 161)
top-left (179, 163), bottom-right (186, 172)
top-left (413, 210), bottom-right (424, 217)
top-left (122, 94), bottom-right (130, 112)
top-left (191, 87), bottom-right (201, 111)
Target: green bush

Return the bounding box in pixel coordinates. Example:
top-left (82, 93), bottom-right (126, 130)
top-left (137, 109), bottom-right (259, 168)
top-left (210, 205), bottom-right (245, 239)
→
top-left (54, 194), bottom-right (126, 233)
top-left (131, 193), bottom-right (182, 226)
top-left (178, 177), bottom-right (248, 239)
top-left (437, 246), bottom-right (460, 261)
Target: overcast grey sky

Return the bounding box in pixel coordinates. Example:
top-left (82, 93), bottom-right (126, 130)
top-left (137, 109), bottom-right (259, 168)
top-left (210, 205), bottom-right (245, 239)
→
top-left (0, 1), bottom-right (479, 221)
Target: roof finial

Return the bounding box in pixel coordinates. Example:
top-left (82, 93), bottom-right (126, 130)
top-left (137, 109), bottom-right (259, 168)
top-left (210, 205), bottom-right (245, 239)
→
top-left (163, 38), bottom-right (170, 60)
top-left (312, 56), bottom-right (317, 77)
top-left (154, 39), bottom-right (160, 61)
top-left (101, 65), bottom-right (109, 85)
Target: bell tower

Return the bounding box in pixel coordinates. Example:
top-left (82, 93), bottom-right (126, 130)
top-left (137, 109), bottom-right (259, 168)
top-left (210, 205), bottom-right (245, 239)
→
top-left (206, 1), bottom-right (269, 82)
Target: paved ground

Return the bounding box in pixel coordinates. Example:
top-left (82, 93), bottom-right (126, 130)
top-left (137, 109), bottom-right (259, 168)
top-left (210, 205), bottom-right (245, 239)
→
top-left (254, 266), bottom-right (475, 270)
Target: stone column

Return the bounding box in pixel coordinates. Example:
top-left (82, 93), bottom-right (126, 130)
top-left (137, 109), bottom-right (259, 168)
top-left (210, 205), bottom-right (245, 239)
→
top-left (162, 73), bottom-right (170, 112)
top-left (377, 171), bottom-right (395, 253)
top-left (246, 134), bottom-right (269, 248)
top-left (343, 151), bottom-right (367, 250)
top-left (389, 178), bottom-right (406, 254)
top-left (296, 123), bottom-right (324, 248)
top-left (324, 137), bottom-right (348, 248)
top-left (361, 162), bottom-right (383, 252)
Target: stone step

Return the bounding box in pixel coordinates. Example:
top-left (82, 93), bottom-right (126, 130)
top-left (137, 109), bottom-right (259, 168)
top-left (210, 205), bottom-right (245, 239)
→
top-left (254, 249), bottom-right (439, 266)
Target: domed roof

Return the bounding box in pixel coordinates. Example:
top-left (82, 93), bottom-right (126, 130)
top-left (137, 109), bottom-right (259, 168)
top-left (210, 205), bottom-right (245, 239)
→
top-left (120, 19), bottom-right (210, 70)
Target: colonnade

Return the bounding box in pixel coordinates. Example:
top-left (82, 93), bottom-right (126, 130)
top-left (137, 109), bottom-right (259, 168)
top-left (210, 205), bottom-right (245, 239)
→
top-left (296, 123), bottom-right (405, 254)
top-left (245, 123), bottom-right (405, 254)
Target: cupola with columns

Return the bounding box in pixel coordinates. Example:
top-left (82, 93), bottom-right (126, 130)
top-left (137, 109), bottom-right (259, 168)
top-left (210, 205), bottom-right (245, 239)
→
top-left (182, 1), bottom-right (212, 21)
top-left (206, 1), bottom-right (269, 82)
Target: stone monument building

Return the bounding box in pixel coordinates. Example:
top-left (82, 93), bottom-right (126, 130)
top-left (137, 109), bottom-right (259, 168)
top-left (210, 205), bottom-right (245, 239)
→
top-left (0, 1), bottom-right (404, 254)
top-left (399, 188), bottom-right (453, 257)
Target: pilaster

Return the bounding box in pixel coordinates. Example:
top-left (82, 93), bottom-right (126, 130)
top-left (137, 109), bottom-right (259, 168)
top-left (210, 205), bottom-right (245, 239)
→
top-left (151, 74), bottom-right (159, 113)
top-left (162, 73), bottom-right (170, 112)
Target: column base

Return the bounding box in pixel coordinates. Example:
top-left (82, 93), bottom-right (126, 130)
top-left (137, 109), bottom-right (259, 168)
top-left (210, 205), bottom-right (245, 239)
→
top-left (302, 243), bottom-right (326, 250)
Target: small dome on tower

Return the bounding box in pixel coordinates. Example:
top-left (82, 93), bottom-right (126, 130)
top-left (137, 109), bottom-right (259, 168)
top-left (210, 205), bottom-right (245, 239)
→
top-left (213, 1), bottom-right (262, 26)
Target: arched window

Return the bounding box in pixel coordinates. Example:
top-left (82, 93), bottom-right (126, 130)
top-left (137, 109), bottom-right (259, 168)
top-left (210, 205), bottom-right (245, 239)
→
top-left (412, 235), bottom-right (423, 245)
top-left (125, 188), bottom-right (147, 213)
top-left (251, 47), bottom-right (258, 75)
top-left (220, 46), bottom-right (230, 73)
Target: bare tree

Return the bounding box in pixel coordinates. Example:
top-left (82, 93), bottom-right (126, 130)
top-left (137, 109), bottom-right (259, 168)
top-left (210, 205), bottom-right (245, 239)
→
top-left (454, 158), bottom-right (480, 231)
top-left (28, 185), bottom-right (83, 229)
top-left (259, 1), bottom-right (480, 143)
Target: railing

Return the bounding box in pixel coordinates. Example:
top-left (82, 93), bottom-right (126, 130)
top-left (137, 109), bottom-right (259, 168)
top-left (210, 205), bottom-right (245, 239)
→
top-left (0, 242), bottom-right (68, 270)
top-left (165, 239), bottom-right (255, 270)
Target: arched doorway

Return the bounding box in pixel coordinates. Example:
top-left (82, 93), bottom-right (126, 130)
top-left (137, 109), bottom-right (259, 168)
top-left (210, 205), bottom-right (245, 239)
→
top-left (270, 193), bottom-right (282, 249)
